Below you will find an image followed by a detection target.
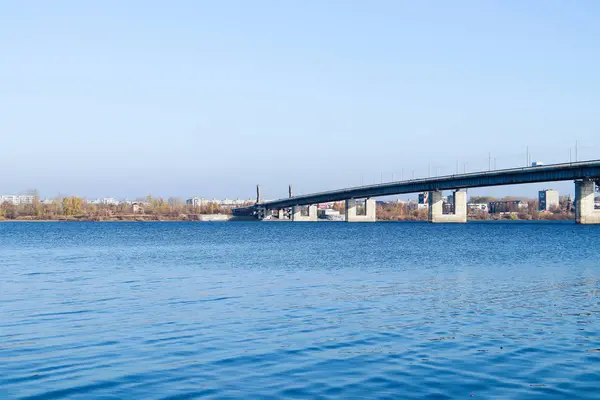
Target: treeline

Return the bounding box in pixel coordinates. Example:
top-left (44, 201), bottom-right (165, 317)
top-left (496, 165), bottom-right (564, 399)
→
top-left (0, 196), bottom-right (249, 221)
top-left (375, 203), bottom-right (429, 221)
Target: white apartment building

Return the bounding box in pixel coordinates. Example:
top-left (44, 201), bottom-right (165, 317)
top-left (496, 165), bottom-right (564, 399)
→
top-left (102, 198), bottom-right (120, 206)
top-left (186, 197), bottom-right (205, 208)
top-left (539, 189), bottom-right (560, 211)
top-left (0, 195), bottom-right (35, 205)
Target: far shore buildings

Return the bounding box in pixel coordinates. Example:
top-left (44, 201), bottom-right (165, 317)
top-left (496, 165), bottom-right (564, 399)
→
top-left (87, 197), bottom-right (121, 206)
top-left (7, 192), bottom-right (585, 213)
top-left (186, 197), bottom-right (253, 208)
top-left (0, 195), bottom-right (34, 205)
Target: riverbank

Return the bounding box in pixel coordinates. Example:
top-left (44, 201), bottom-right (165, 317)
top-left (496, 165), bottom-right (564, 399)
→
top-left (0, 214), bottom-right (232, 222)
top-left (0, 216), bottom-right (576, 223)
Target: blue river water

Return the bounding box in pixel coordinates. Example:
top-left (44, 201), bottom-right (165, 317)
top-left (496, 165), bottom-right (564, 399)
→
top-left (1, 221), bottom-right (599, 399)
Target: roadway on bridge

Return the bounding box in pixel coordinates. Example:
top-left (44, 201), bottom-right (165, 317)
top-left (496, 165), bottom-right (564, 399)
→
top-left (256, 160), bottom-right (600, 209)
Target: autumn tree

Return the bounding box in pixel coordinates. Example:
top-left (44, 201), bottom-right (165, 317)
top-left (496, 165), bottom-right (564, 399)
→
top-left (33, 195), bottom-right (42, 217)
top-left (167, 197), bottom-right (183, 214)
top-left (332, 201), bottom-right (345, 214)
top-left (1, 201), bottom-right (18, 219)
top-left (62, 197), bottom-right (83, 216)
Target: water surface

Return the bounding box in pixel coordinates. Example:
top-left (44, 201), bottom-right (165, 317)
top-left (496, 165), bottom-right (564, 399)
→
top-left (1, 221), bottom-right (599, 399)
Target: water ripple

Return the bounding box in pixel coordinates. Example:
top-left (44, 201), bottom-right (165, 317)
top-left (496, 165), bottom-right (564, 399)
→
top-left (1, 222), bottom-right (600, 399)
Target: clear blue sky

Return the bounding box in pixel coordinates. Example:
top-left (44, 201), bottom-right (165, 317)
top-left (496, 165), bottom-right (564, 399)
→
top-left (1, 1), bottom-right (599, 200)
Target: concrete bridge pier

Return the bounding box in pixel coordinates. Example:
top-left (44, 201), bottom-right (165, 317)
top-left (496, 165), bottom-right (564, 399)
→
top-left (292, 205), bottom-right (317, 222)
top-left (257, 207), bottom-right (270, 220)
top-left (345, 198), bottom-right (376, 222)
top-left (575, 180), bottom-right (600, 224)
top-left (428, 190), bottom-right (467, 223)
top-left (277, 209), bottom-right (286, 220)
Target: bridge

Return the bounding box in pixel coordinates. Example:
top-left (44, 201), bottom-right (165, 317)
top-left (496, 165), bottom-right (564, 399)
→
top-left (233, 160), bottom-right (600, 224)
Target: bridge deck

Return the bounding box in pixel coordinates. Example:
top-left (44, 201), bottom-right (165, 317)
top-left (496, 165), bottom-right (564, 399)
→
top-left (255, 160), bottom-right (600, 210)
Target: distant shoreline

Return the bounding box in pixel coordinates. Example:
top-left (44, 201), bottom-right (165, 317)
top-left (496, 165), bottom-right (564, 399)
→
top-left (0, 217), bottom-right (577, 223)
top-left (0, 214), bottom-right (233, 223)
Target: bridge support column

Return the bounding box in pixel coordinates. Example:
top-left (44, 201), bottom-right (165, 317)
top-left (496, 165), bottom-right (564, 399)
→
top-left (277, 209), bottom-right (287, 220)
top-left (292, 205), bottom-right (317, 222)
top-left (575, 180), bottom-right (600, 224)
top-left (428, 190), bottom-right (467, 223)
top-left (345, 198), bottom-right (376, 222)
top-left (257, 207), bottom-right (271, 220)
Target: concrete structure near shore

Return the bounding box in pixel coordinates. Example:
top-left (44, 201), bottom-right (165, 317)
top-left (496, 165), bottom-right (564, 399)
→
top-left (345, 198), bottom-right (376, 222)
top-left (429, 190), bottom-right (467, 223)
top-left (292, 205), bottom-right (317, 222)
top-left (234, 160), bottom-right (600, 224)
top-left (575, 180), bottom-right (600, 224)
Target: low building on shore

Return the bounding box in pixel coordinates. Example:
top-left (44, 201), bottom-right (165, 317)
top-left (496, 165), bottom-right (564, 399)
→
top-left (468, 203), bottom-right (489, 213)
top-left (87, 198), bottom-right (121, 206)
top-left (406, 200), bottom-right (419, 211)
top-left (318, 208), bottom-right (340, 217)
top-left (489, 200), bottom-right (527, 214)
top-left (187, 197), bottom-right (253, 208)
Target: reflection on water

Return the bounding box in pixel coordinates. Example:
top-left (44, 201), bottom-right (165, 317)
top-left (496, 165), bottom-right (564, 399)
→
top-left (1, 221), bottom-right (599, 399)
